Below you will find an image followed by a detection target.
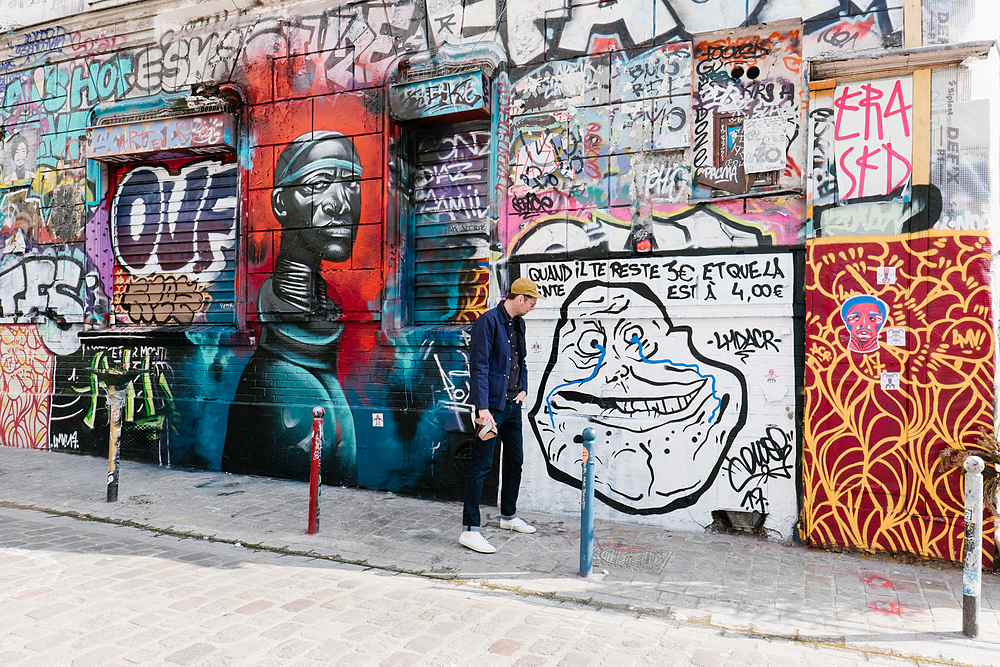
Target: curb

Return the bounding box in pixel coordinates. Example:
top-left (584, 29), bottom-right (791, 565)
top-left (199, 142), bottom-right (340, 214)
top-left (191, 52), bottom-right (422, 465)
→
top-left (0, 500), bottom-right (980, 667)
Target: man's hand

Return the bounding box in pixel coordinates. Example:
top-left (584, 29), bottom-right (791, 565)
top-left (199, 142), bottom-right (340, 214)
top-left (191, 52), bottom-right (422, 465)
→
top-left (476, 408), bottom-right (497, 440)
top-left (513, 391), bottom-right (527, 404)
top-left (477, 409), bottom-right (495, 427)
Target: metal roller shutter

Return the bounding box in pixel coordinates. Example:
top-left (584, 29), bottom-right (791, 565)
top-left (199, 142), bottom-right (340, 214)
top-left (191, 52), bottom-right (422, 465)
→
top-left (110, 156), bottom-right (238, 326)
top-left (412, 120), bottom-right (491, 325)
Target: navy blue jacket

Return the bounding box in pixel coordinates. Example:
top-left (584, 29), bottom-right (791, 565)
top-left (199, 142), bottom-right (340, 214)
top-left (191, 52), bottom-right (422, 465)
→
top-left (469, 301), bottom-right (527, 412)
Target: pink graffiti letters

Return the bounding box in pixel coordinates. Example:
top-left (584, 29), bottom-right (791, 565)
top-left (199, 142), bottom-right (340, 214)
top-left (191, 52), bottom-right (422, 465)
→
top-left (833, 78), bottom-right (913, 200)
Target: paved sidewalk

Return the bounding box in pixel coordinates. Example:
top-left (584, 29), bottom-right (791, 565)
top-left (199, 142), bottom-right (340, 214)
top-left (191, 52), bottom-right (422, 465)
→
top-left (0, 447), bottom-right (996, 666)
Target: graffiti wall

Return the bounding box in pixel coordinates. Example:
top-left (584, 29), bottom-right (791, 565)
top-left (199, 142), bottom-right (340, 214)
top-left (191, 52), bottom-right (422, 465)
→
top-left (0, 0), bottom-right (996, 562)
top-left (0, 326), bottom-right (53, 449)
top-left (110, 156), bottom-right (239, 326)
top-left (804, 232), bottom-right (994, 562)
top-left (517, 252), bottom-right (798, 533)
top-left (801, 31), bottom-right (995, 564)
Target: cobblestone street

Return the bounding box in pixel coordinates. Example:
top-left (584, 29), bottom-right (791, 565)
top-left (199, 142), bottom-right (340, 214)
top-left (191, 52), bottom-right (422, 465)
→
top-left (0, 506), bottom-right (938, 667)
top-left (0, 447), bottom-right (996, 666)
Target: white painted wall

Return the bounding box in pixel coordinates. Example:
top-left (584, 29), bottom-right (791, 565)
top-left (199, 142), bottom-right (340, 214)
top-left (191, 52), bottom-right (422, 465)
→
top-left (0, 0), bottom-right (85, 31)
top-left (518, 252), bottom-right (799, 539)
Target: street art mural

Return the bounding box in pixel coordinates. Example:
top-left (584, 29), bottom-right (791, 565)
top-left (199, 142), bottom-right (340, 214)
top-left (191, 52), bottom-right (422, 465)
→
top-left (49, 341), bottom-right (174, 457)
top-left (0, 0), bottom-right (995, 564)
top-left (833, 76), bottom-right (913, 201)
top-left (110, 157), bottom-right (238, 326)
top-left (507, 41), bottom-right (696, 223)
top-left (808, 67), bottom-right (990, 238)
top-left (0, 326), bottom-right (53, 449)
top-left (840, 294), bottom-right (888, 353)
top-left (518, 252), bottom-right (798, 532)
top-left (804, 232), bottom-right (994, 563)
top-left (505, 198), bottom-right (806, 261)
top-left (410, 123), bottom-right (492, 325)
top-left (3, 133), bottom-right (35, 185)
top-left (223, 132), bottom-right (361, 485)
top-left (692, 21), bottom-right (803, 197)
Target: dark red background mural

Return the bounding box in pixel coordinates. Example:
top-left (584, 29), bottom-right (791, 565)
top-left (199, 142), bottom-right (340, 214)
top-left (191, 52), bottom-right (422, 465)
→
top-left (804, 232), bottom-right (995, 565)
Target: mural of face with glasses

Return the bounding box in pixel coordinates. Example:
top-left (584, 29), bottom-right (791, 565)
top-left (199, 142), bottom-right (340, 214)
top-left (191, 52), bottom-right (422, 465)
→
top-left (272, 131), bottom-right (362, 267)
top-left (221, 131), bottom-right (361, 485)
top-left (529, 282), bottom-right (747, 515)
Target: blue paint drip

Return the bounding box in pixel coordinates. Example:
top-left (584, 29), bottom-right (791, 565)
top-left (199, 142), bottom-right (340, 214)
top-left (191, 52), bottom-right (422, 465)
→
top-left (546, 343), bottom-right (607, 429)
top-left (240, 134), bottom-right (256, 171)
top-left (544, 335), bottom-right (723, 428)
top-left (628, 334), bottom-right (721, 423)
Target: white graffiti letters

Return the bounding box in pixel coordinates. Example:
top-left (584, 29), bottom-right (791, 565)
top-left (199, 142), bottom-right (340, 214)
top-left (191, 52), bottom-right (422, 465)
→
top-left (111, 161), bottom-right (237, 281)
top-left (0, 254), bottom-right (85, 321)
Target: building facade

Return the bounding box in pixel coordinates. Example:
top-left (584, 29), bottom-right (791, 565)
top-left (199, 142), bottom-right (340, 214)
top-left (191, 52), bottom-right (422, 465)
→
top-left (0, 0), bottom-right (996, 563)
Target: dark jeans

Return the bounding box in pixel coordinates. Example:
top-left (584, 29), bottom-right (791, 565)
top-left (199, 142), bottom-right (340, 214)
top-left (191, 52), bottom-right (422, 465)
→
top-left (462, 400), bottom-right (523, 529)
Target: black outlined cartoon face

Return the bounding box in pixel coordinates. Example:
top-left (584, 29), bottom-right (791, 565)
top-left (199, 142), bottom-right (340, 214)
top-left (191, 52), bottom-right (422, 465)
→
top-left (529, 282), bottom-right (747, 515)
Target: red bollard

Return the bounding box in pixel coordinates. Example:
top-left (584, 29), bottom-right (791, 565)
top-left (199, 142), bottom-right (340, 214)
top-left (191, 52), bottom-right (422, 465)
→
top-left (306, 406), bottom-right (325, 534)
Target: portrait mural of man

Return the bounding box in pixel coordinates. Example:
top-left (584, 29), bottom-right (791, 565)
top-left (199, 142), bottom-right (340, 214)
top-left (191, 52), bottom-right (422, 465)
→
top-left (840, 294), bottom-right (888, 354)
top-left (223, 131), bottom-right (360, 484)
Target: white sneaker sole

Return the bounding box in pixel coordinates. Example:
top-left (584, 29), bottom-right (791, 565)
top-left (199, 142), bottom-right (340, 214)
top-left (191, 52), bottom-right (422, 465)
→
top-left (458, 533), bottom-right (496, 553)
top-left (500, 521), bottom-right (536, 534)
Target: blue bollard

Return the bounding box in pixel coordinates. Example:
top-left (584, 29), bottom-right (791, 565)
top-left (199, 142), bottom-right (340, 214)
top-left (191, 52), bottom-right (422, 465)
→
top-left (580, 427), bottom-right (596, 577)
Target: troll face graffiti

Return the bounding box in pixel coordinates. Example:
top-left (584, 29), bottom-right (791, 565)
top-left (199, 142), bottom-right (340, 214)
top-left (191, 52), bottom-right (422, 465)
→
top-left (530, 282), bottom-right (747, 514)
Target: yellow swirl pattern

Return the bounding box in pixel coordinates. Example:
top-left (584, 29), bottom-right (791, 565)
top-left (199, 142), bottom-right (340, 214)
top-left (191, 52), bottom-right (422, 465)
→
top-left (0, 326), bottom-right (54, 450)
top-left (804, 231), bottom-right (994, 563)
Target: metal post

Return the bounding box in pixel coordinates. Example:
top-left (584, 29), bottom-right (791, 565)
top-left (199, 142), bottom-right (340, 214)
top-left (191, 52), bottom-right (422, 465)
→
top-left (306, 407), bottom-right (325, 535)
top-left (580, 427), bottom-right (596, 577)
top-left (106, 385), bottom-right (124, 503)
top-left (90, 367), bottom-right (149, 502)
top-left (963, 455), bottom-right (984, 638)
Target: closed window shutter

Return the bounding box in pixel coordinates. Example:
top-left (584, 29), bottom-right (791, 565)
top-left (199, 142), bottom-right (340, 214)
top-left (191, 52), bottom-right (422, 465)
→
top-left (412, 121), bottom-right (490, 325)
top-left (110, 156), bottom-right (238, 325)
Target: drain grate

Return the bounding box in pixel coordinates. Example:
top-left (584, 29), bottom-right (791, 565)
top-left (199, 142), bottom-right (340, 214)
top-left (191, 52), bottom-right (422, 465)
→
top-left (594, 542), bottom-right (670, 573)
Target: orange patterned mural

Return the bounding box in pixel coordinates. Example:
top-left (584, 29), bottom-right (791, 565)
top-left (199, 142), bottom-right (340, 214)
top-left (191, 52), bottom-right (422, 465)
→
top-left (804, 231), bottom-right (994, 564)
top-left (0, 326), bottom-right (54, 449)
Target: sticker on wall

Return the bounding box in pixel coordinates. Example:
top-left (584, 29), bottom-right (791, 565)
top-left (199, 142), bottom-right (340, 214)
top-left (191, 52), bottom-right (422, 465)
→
top-left (2, 229), bottom-right (25, 254)
top-left (840, 295), bottom-right (888, 353)
top-left (743, 116), bottom-right (787, 173)
top-left (885, 328), bottom-right (906, 347)
top-left (880, 372), bottom-right (900, 391)
top-left (759, 376), bottom-right (788, 404)
top-left (877, 266), bottom-right (897, 284)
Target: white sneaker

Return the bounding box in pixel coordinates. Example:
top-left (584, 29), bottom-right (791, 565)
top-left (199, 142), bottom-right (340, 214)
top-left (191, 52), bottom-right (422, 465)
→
top-left (459, 530), bottom-right (496, 553)
top-left (500, 517), bottom-right (536, 534)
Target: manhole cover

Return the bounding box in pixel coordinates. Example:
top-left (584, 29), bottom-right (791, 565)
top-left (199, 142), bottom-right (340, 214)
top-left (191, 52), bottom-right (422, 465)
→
top-left (594, 542), bottom-right (669, 573)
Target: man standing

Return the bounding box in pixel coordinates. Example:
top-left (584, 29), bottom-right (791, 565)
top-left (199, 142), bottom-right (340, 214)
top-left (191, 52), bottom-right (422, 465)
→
top-left (460, 278), bottom-right (542, 553)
